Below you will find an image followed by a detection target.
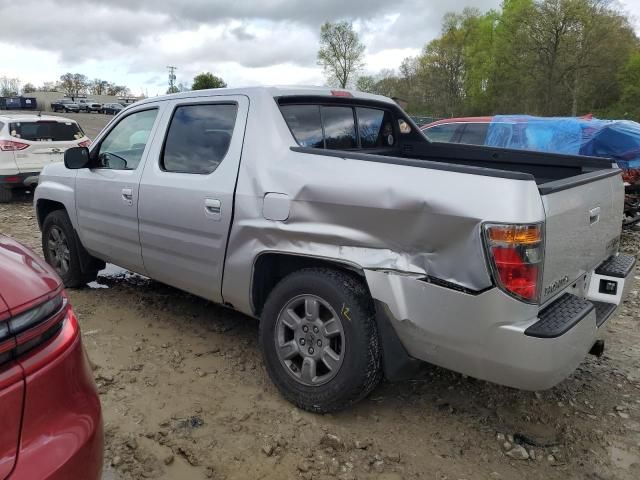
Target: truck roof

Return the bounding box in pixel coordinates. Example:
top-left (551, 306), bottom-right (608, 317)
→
top-left (134, 85), bottom-right (397, 108)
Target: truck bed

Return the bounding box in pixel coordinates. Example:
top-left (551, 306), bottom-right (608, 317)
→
top-left (293, 140), bottom-right (620, 194)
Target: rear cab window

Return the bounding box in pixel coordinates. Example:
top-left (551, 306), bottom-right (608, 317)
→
top-left (280, 103), bottom-right (398, 150)
top-left (9, 121), bottom-right (84, 142)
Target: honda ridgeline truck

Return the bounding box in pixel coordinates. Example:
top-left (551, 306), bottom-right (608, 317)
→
top-left (34, 87), bottom-right (636, 412)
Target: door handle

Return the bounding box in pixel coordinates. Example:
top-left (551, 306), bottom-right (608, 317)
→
top-left (122, 188), bottom-right (133, 206)
top-left (204, 198), bottom-right (221, 219)
top-left (589, 206), bottom-right (601, 225)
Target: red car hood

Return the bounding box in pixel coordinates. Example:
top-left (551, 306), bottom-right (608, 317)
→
top-left (0, 235), bottom-right (61, 315)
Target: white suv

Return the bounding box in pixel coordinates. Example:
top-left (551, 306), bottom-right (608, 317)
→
top-left (0, 114), bottom-right (90, 202)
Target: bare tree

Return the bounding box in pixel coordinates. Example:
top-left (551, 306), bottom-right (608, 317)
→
top-left (58, 73), bottom-right (88, 99)
top-left (0, 77), bottom-right (21, 97)
top-left (90, 79), bottom-right (110, 95)
top-left (317, 21), bottom-right (365, 88)
top-left (39, 81), bottom-right (58, 92)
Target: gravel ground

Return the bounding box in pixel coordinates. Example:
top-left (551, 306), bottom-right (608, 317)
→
top-left (1, 112), bottom-right (639, 479)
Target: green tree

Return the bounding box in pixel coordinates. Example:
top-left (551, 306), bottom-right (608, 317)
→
top-left (191, 72), bottom-right (227, 90)
top-left (317, 21), bottom-right (365, 88)
top-left (616, 50), bottom-right (640, 120)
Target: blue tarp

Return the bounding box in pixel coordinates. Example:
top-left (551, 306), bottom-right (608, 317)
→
top-left (485, 115), bottom-right (640, 169)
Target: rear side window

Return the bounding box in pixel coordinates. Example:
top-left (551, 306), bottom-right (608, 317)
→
top-left (162, 103), bottom-right (238, 174)
top-left (459, 123), bottom-right (489, 145)
top-left (322, 106), bottom-right (356, 149)
top-left (9, 121), bottom-right (83, 142)
top-left (424, 123), bottom-right (459, 142)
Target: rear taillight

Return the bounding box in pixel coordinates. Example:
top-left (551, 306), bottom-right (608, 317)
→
top-left (78, 139), bottom-right (91, 148)
top-left (0, 140), bottom-right (29, 151)
top-left (483, 224), bottom-right (544, 303)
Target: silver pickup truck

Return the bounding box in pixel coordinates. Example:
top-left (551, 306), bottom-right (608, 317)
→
top-left (34, 86), bottom-right (636, 412)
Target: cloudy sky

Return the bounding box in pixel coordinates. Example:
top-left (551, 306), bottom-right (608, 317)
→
top-left (0, 0), bottom-right (638, 96)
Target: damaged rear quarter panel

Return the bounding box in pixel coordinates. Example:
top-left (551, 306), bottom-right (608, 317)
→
top-left (221, 92), bottom-right (545, 315)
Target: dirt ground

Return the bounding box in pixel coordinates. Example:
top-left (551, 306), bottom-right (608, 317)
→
top-left (1, 112), bottom-right (639, 480)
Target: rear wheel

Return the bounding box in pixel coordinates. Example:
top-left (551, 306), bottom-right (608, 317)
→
top-left (42, 210), bottom-right (99, 287)
top-left (0, 187), bottom-right (12, 203)
top-left (259, 268), bottom-right (382, 413)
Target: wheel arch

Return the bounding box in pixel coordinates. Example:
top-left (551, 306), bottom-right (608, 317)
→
top-left (36, 198), bottom-right (66, 230)
top-left (250, 252), bottom-right (366, 317)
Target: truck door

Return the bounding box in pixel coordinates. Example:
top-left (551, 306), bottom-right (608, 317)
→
top-left (138, 95), bottom-right (249, 302)
top-left (75, 106), bottom-right (162, 273)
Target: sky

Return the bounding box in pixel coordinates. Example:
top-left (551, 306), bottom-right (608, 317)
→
top-left (0, 0), bottom-right (638, 96)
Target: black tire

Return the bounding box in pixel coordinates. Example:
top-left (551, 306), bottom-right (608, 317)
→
top-left (260, 268), bottom-right (382, 413)
top-left (42, 210), bottom-right (100, 287)
top-left (0, 187), bottom-right (12, 203)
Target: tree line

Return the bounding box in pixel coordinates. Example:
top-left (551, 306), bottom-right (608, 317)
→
top-left (320, 0), bottom-right (640, 120)
top-left (0, 73), bottom-right (131, 98)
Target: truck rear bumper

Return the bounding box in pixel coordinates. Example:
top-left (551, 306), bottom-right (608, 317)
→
top-left (365, 253), bottom-right (635, 391)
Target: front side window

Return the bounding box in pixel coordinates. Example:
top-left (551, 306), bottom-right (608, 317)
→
top-left (96, 109), bottom-right (158, 170)
top-left (424, 123), bottom-right (459, 143)
top-left (162, 103), bottom-right (238, 174)
top-left (10, 121), bottom-right (83, 142)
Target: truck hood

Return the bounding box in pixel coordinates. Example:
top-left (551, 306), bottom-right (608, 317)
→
top-left (0, 235), bottom-right (60, 313)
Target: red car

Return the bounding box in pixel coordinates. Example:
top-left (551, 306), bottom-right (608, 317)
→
top-left (0, 235), bottom-right (102, 480)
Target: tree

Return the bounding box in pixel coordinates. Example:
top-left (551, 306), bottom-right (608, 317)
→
top-left (90, 79), bottom-right (109, 95)
top-left (191, 72), bottom-right (227, 90)
top-left (166, 86), bottom-right (179, 94)
top-left (355, 75), bottom-right (377, 93)
top-left (0, 77), bottom-right (20, 97)
top-left (58, 73), bottom-right (88, 98)
top-left (106, 84), bottom-right (129, 96)
top-left (22, 83), bottom-right (36, 94)
top-left (39, 81), bottom-right (58, 92)
top-left (317, 21), bottom-right (365, 88)
top-left (615, 50), bottom-right (640, 120)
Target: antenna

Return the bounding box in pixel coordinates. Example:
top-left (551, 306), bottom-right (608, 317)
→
top-left (167, 66), bottom-right (177, 93)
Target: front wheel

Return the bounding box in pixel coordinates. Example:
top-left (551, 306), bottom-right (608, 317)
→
top-left (259, 268), bottom-right (382, 413)
top-left (42, 210), bottom-right (99, 287)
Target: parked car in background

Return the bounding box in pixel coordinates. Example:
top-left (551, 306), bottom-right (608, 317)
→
top-left (50, 99), bottom-right (79, 113)
top-left (0, 114), bottom-right (90, 202)
top-left (35, 86), bottom-right (634, 413)
top-left (101, 103), bottom-right (124, 115)
top-left (421, 115), bottom-right (640, 225)
top-left (421, 116), bottom-right (492, 144)
top-left (0, 234), bottom-right (103, 479)
top-left (77, 99), bottom-right (103, 113)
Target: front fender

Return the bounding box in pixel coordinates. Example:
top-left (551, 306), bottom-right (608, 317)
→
top-left (34, 166), bottom-right (78, 230)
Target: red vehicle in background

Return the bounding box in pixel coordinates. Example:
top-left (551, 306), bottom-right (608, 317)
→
top-left (0, 235), bottom-right (102, 480)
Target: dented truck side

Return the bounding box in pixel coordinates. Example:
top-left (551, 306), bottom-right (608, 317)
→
top-left (35, 86), bottom-right (636, 412)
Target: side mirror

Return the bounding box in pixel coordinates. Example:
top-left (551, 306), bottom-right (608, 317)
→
top-left (64, 147), bottom-right (90, 169)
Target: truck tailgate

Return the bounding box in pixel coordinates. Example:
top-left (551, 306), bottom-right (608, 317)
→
top-left (540, 170), bottom-right (624, 305)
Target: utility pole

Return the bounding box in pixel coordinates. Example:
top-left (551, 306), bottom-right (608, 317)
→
top-left (167, 66), bottom-right (177, 93)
